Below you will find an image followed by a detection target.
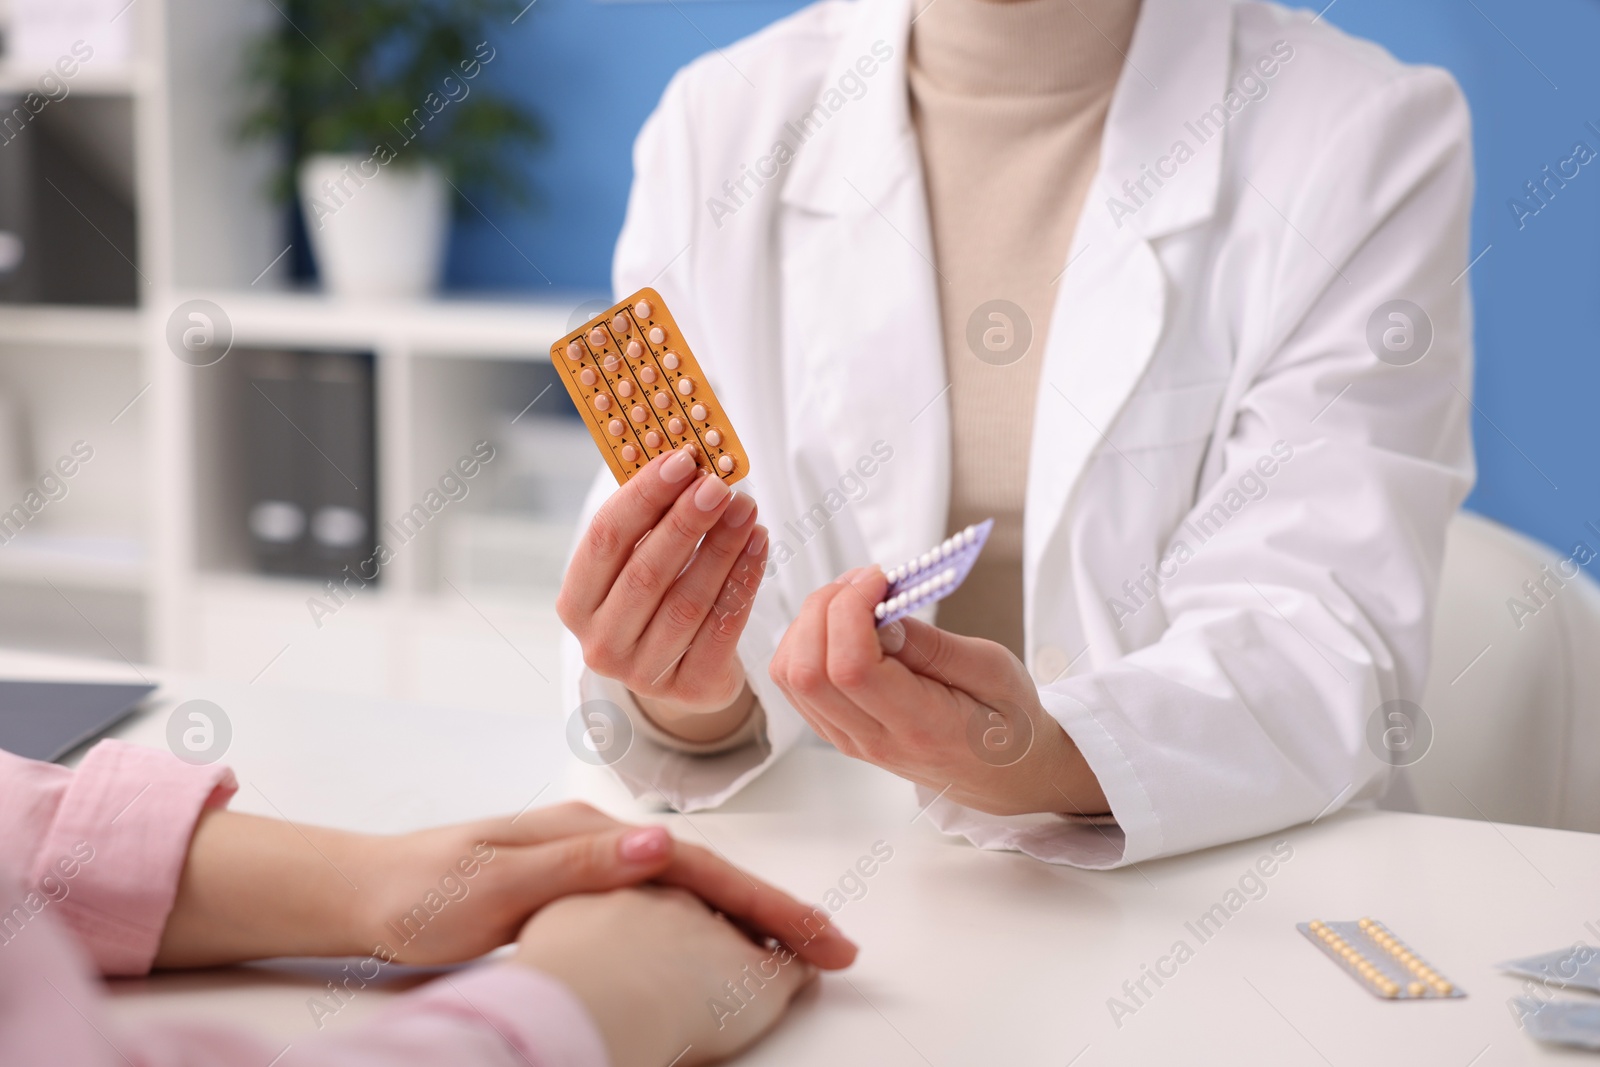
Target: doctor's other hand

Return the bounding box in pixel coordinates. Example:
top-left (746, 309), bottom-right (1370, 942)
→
top-left (517, 887), bottom-right (817, 1067)
top-left (557, 444), bottom-right (769, 742)
top-left (770, 567), bottom-right (1110, 817)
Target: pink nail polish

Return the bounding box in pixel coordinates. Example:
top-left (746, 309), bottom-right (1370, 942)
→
top-left (660, 448), bottom-right (696, 484)
top-left (619, 825), bottom-right (670, 863)
top-left (694, 471), bottom-right (731, 511)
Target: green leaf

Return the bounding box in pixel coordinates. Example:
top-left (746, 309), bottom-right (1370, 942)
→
top-left (237, 0), bottom-right (544, 208)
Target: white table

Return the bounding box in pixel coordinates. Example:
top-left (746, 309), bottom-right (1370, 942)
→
top-left (17, 649), bottom-right (1596, 1065)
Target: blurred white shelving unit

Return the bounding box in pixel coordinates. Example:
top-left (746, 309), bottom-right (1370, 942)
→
top-left (160, 291), bottom-right (588, 712)
top-left (0, 1), bottom-right (597, 712)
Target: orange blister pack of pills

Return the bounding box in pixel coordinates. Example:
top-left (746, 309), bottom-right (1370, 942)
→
top-left (550, 288), bottom-right (748, 487)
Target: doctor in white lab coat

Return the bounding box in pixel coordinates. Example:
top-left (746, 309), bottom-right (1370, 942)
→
top-left (557, 0), bottom-right (1474, 868)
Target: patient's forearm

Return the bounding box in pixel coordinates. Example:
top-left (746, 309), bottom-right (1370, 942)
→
top-left (154, 810), bottom-right (367, 968)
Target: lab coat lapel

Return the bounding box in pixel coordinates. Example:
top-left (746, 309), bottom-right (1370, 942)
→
top-left (778, 0), bottom-right (947, 572)
top-left (1024, 208), bottom-right (1165, 597)
top-left (1024, 0), bottom-right (1233, 602)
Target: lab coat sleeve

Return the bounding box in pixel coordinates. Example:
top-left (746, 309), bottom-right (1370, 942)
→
top-left (925, 67), bottom-right (1476, 866)
top-left (561, 71), bottom-right (811, 811)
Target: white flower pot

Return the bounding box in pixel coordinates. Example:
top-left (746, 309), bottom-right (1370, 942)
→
top-left (298, 153), bottom-right (449, 299)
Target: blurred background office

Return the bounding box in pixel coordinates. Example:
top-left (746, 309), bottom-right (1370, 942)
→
top-left (0, 0), bottom-right (1593, 752)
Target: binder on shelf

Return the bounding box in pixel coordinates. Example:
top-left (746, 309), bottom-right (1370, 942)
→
top-left (244, 350), bottom-right (311, 576)
top-left (305, 352), bottom-right (376, 580)
top-left (242, 350), bottom-right (377, 582)
top-left (0, 96), bottom-right (138, 306)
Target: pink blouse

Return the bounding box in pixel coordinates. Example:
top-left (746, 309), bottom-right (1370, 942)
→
top-left (0, 740), bottom-right (609, 1067)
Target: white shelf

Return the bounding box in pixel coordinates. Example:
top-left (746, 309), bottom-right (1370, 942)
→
top-left (0, 63), bottom-right (146, 97)
top-left (0, 305), bottom-right (141, 348)
top-left (0, 0), bottom-right (598, 690)
top-left (184, 290), bottom-right (589, 359)
top-left (0, 534), bottom-right (147, 591)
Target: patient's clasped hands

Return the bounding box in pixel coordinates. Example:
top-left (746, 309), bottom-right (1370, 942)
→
top-left (155, 801), bottom-right (856, 1067)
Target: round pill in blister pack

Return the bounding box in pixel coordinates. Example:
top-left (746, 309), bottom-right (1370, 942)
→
top-left (873, 521), bottom-right (994, 627)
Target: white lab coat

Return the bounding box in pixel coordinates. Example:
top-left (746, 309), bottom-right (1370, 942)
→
top-left (561, 0), bottom-right (1475, 868)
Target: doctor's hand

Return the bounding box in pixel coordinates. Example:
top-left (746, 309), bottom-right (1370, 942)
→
top-left (558, 444), bottom-right (770, 742)
top-left (770, 567), bottom-right (1110, 817)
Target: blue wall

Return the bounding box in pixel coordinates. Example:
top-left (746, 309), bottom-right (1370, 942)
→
top-left (454, 0), bottom-right (1600, 555)
top-left (448, 0), bottom-right (811, 292)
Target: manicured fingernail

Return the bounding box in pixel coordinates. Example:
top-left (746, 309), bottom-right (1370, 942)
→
top-left (809, 915), bottom-right (853, 945)
top-left (746, 523), bottom-right (769, 556)
top-left (694, 471), bottom-right (731, 510)
top-left (723, 491), bottom-right (757, 528)
top-left (879, 620), bottom-right (905, 654)
top-left (618, 825), bottom-right (670, 863)
top-left (844, 565), bottom-right (880, 587)
top-left (660, 447), bottom-right (697, 483)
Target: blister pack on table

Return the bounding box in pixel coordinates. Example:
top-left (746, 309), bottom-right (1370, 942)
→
top-left (1298, 918), bottom-right (1463, 1000)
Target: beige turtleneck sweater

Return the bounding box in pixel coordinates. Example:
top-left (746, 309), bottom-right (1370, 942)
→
top-left (911, 0), bottom-right (1137, 659)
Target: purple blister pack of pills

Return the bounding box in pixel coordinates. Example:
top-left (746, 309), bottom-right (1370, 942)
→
top-left (873, 519), bottom-right (994, 629)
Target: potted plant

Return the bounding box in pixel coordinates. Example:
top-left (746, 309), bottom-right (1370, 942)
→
top-left (239, 0), bottom-right (542, 299)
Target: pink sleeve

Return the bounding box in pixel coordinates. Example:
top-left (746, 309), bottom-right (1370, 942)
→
top-left (0, 739), bottom-right (237, 976)
top-left (0, 859), bottom-right (609, 1067)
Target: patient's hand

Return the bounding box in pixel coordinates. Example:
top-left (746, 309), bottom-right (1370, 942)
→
top-left (350, 801), bottom-right (856, 968)
top-left (155, 801), bottom-right (855, 971)
top-left (517, 887), bottom-right (817, 1067)
top-left (769, 567), bottom-right (1109, 818)
top-left (557, 444), bottom-right (768, 742)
